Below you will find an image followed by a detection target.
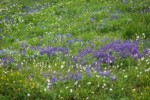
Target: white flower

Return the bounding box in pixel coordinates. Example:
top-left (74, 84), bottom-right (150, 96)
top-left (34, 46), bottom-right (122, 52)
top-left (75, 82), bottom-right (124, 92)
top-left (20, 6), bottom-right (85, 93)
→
top-left (142, 33), bottom-right (145, 36)
top-left (61, 65), bottom-right (64, 69)
top-left (96, 75), bottom-right (100, 78)
top-left (145, 68), bottom-right (150, 72)
top-left (74, 81), bottom-right (78, 85)
top-left (48, 83), bottom-right (51, 86)
top-left (44, 87), bottom-right (47, 91)
top-left (120, 63), bottom-right (123, 66)
top-left (132, 89), bottom-right (136, 92)
top-left (103, 83), bottom-right (106, 87)
top-left (47, 79), bottom-right (50, 83)
top-left (66, 87), bottom-right (68, 89)
top-left (146, 59), bottom-right (149, 62)
top-left (87, 82), bottom-right (91, 85)
top-left (136, 36), bottom-right (139, 39)
top-left (27, 93), bottom-right (30, 97)
top-left (70, 89), bottom-right (73, 93)
top-left (141, 57), bottom-right (144, 61)
top-left (109, 88), bottom-right (113, 91)
top-left (124, 75), bottom-right (128, 78)
top-left (86, 97), bottom-right (89, 100)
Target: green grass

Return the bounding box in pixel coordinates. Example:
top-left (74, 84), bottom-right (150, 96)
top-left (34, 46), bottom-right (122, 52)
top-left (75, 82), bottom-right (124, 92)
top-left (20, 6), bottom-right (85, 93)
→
top-left (0, 0), bottom-right (150, 99)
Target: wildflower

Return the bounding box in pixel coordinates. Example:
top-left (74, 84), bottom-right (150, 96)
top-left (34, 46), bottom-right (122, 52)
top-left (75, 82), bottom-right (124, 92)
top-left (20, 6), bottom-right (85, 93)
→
top-left (96, 75), bottom-right (100, 78)
top-left (44, 88), bottom-right (47, 91)
top-left (103, 83), bottom-right (106, 87)
top-left (132, 89), bottom-right (136, 92)
top-left (74, 81), bottom-right (78, 85)
top-left (141, 57), bottom-right (144, 61)
top-left (70, 89), bottom-right (73, 93)
top-left (66, 87), bottom-right (68, 89)
top-left (85, 66), bottom-right (90, 77)
top-left (146, 59), bottom-right (149, 62)
top-left (87, 82), bottom-right (91, 85)
top-left (66, 33), bottom-right (71, 38)
top-left (109, 88), bottom-right (113, 91)
top-left (27, 93), bottom-right (30, 97)
top-left (86, 97), bottom-right (89, 100)
top-left (74, 71), bottom-right (82, 80)
top-left (124, 75), bottom-right (128, 78)
top-left (110, 75), bottom-right (116, 81)
top-left (122, 0), bottom-right (127, 5)
top-left (78, 85), bottom-right (81, 88)
top-left (136, 35), bottom-right (140, 40)
top-left (99, 70), bottom-right (110, 77)
top-left (51, 76), bottom-right (57, 83)
top-left (61, 65), bottom-right (64, 69)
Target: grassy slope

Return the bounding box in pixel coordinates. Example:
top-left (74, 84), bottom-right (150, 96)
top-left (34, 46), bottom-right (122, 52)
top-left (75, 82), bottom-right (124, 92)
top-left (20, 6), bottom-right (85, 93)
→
top-left (0, 0), bottom-right (150, 100)
top-left (1, 1), bottom-right (150, 47)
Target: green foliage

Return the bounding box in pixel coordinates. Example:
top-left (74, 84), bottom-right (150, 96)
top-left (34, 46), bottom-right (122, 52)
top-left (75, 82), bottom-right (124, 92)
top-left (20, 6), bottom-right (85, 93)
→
top-left (0, 0), bottom-right (150, 99)
top-left (123, 13), bottom-right (150, 39)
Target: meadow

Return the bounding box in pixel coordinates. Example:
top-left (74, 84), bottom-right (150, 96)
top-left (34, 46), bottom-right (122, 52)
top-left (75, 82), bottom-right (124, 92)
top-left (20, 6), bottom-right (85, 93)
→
top-left (0, 0), bottom-right (150, 99)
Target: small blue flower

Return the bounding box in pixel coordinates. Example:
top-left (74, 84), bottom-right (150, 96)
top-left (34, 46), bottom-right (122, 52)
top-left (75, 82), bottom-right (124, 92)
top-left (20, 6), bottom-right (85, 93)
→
top-left (74, 71), bottom-right (82, 80)
top-left (85, 66), bottom-right (90, 78)
top-left (51, 76), bottom-right (57, 83)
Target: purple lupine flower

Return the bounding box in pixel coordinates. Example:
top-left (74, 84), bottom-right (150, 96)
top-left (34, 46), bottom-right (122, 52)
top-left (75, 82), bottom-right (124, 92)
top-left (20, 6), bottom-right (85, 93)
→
top-left (130, 46), bottom-right (139, 58)
top-left (105, 56), bottom-right (114, 64)
top-left (142, 48), bottom-right (149, 55)
top-left (93, 40), bottom-right (146, 65)
top-left (67, 40), bottom-right (72, 46)
top-left (58, 47), bottom-right (64, 52)
top-left (92, 62), bottom-right (98, 67)
top-left (91, 43), bottom-right (94, 50)
top-left (73, 56), bottom-right (78, 64)
top-left (42, 72), bottom-right (47, 78)
top-left (67, 72), bottom-right (72, 79)
top-left (81, 61), bottom-right (86, 66)
top-left (85, 66), bottom-right (90, 77)
top-left (56, 33), bottom-right (60, 40)
top-left (94, 66), bottom-right (101, 72)
top-left (39, 47), bottom-right (57, 56)
top-left (16, 63), bottom-right (21, 70)
top-left (110, 75), bottom-right (116, 81)
top-left (66, 33), bottom-right (71, 38)
top-left (99, 71), bottom-right (110, 77)
top-left (1, 57), bottom-right (14, 66)
top-left (28, 74), bottom-right (33, 80)
top-left (122, 0), bottom-right (127, 5)
top-left (51, 76), bottom-right (57, 83)
top-left (78, 48), bottom-right (91, 58)
top-left (74, 71), bottom-right (82, 80)
top-left (73, 38), bottom-right (78, 42)
top-left (64, 47), bottom-right (68, 54)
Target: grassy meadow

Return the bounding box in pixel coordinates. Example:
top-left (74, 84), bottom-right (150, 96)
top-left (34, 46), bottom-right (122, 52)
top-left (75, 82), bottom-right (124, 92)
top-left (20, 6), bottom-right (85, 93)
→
top-left (0, 0), bottom-right (150, 99)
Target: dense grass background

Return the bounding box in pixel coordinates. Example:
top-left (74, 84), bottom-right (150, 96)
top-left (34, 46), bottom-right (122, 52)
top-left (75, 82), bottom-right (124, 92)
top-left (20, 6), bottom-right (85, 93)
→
top-left (0, 0), bottom-right (150, 99)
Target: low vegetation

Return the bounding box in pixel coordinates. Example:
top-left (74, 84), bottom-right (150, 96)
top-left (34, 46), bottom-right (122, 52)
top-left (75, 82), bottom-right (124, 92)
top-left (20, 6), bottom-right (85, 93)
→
top-left (0, 0), bottom-right (150, 99)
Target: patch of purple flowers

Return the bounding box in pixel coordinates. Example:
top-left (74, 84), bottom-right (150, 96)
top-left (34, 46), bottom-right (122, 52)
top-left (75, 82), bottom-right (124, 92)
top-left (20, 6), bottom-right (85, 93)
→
top-left (93, 40), bottom-right (148, 65)
top-left (0, 57), bottom-right (14, 66)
